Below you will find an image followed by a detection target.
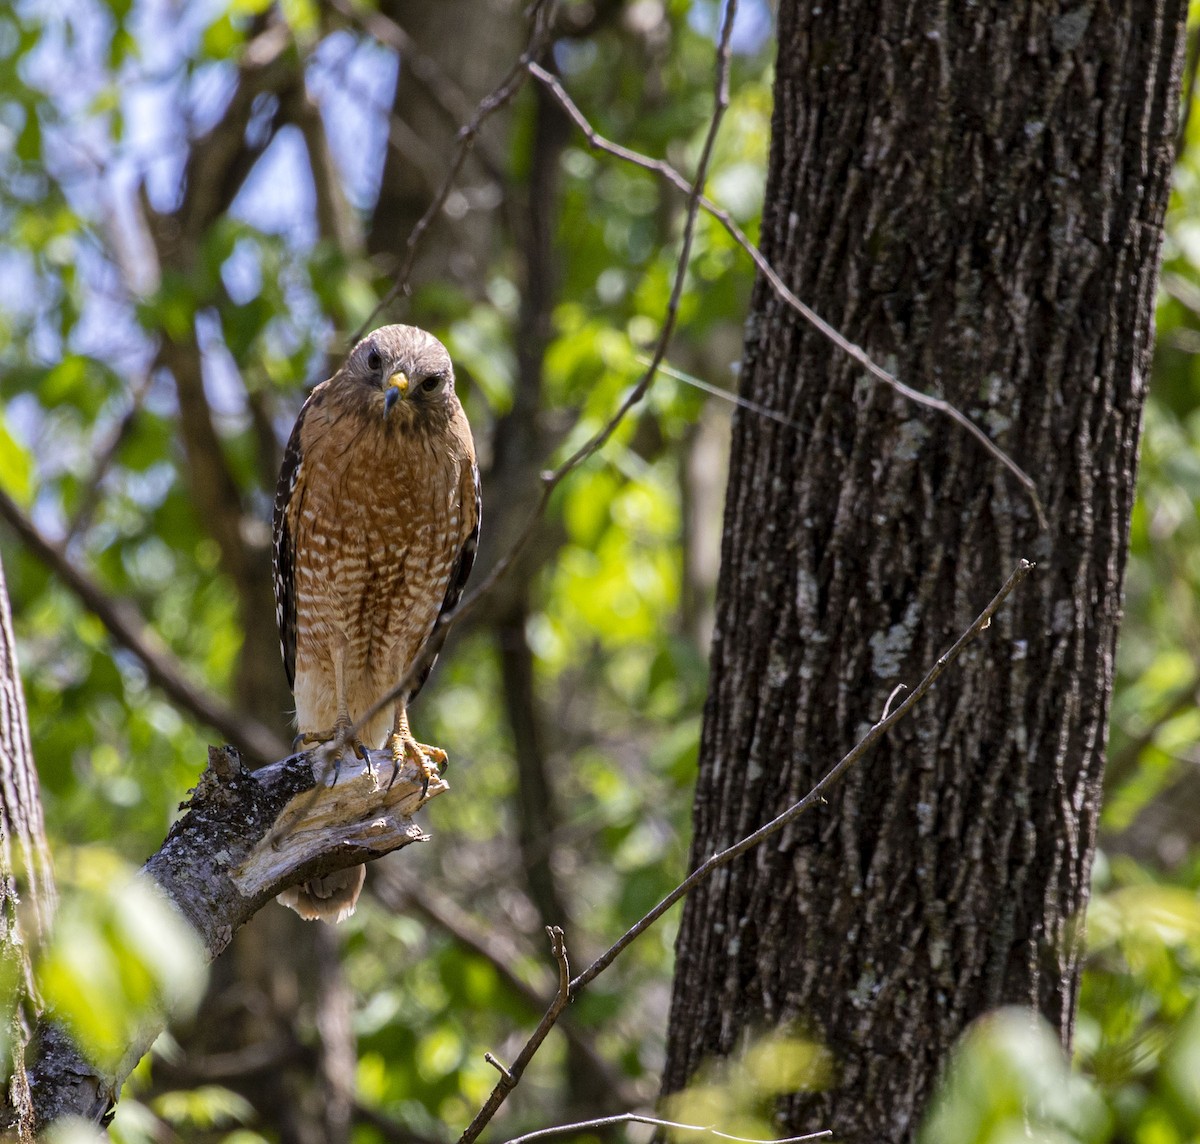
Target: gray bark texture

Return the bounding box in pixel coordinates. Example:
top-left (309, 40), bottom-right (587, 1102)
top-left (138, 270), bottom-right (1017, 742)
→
top-left (660, 3), bottom-right (1187, 1141)
top-left (0, 556), bottom-right (55, 1142)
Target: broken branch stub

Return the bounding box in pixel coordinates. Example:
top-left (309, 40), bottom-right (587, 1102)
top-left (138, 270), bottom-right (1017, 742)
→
top-left (147, 744), bottom-right (446, 958)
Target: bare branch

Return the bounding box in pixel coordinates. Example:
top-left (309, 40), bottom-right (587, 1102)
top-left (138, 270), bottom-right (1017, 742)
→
top-left (384, 880), bottom-right (635, 1103)
top-left (526, 63), bottom-right (1049, 531)
top-left (453, 559), bottom-right (1034, 1139)
top-left (458, 926), bottom-right (572, 1144)
top-left (503, 1115), bottom-right (833, 1144)
top-left (0, 489), bottom-right (287, 764)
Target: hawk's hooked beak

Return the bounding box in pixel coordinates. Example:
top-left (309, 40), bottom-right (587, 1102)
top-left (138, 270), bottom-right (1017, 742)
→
top-left (383, 372), bottom-right (409, 416)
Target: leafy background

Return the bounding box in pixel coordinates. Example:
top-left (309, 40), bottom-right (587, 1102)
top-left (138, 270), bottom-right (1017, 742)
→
top-left (1, 1), bottom-right (1199, 1142)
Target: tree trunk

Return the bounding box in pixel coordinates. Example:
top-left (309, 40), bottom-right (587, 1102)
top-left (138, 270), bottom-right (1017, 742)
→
top-left (660, 3), bottom-right (1186, 1142)
top-left (368, 0), bottom-right (525, 290)
top-left (0, 555), bottom-right (55, 1141)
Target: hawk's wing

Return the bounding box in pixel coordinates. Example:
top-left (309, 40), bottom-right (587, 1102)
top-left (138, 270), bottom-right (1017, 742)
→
top-left (440, 460), bottom-right (481, 619)
top-left (272, 388), bottom-right (321, 692)
top-left (408, 459), bottom-right (481, 703)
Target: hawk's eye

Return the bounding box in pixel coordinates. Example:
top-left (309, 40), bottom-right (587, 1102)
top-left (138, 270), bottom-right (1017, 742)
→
top-left (366, 349), bottom-right (382, 372)
top-left (421, 375), bottom-right (441, 393)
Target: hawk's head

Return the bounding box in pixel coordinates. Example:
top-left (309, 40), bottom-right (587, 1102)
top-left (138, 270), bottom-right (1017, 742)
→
top-left (340, 324), bottom-right (457, 427)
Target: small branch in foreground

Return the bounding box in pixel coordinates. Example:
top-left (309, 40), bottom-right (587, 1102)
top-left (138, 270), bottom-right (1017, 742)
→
top-left (459, 927), bottom-right (571, 1144)
top-left (387, 880), bottom-right (634, 1102)
top-left (454, 560), bottom-right (1034, 1140)
top-left (503, 1115), bottom-right (833, 1144)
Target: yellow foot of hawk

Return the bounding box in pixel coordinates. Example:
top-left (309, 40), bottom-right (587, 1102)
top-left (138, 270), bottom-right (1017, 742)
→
top-left (388, 732), bottom-right (447, 796)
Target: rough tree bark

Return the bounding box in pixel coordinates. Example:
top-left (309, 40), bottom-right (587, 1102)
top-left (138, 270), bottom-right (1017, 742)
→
top-left (0, 556), bottom-right (55, 1142)
top-left (661, 3), bottom-right (1186, 1142)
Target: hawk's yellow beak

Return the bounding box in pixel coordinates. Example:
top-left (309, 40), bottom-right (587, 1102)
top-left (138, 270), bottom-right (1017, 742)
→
top-left (383, 372), bottom-right (408, 415)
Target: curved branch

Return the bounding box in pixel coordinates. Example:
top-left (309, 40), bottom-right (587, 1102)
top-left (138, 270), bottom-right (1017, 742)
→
top-left (453, 560), bottom-right (1034, 1143)
top-left (526, 63), bottom-right (1049, 530)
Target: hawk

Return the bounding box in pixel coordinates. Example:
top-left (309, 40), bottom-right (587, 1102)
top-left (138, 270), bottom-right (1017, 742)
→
top-left (271, 324), bottom-right (480, 923)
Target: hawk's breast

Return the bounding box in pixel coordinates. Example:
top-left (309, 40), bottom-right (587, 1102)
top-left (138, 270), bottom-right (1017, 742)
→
top-left (288, 407), bottom-right (469, 741)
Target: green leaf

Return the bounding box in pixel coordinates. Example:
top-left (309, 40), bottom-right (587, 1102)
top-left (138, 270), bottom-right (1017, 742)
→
top-left (36, 851), bottom-right (207, 1071)
top-left (921, 1010), bottom-right (1110, 1144)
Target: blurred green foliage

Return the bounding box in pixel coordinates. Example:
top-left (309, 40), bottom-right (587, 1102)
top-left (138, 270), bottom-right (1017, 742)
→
top-left (4, 0), bottom-right (1200, 1140)
top-left (921, 1010), bottom-right (1112, 1144)
top-left (37, 850), bottom-right (206, 1072)
top-left (663, 1031), bottom-right (832, 1142)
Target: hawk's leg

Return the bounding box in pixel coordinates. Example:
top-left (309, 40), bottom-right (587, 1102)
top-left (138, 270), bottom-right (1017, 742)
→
top-left (296, 638), bottom-right (372, 781)
top-left (387, 705), bottom-right (447, 796)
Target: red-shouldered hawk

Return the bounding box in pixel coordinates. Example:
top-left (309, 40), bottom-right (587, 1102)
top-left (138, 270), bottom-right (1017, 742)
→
top-left (271, 324), bottom-right (480, 923)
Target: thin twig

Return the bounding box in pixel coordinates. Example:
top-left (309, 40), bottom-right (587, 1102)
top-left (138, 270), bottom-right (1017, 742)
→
top-left (458, 926), bottom-right (571, 1144)
top-left (527, 62), bottom-right (1048, 531)
top-left (880, 684), bottom-right (907, 721)
top-left (503, 1115), bottom-right (833, 1144)
top-left (571, 559), bottom-right (1032, 992)
top-left (452, 560), bottom-right (1032, 1140)
top-left (484, 1053), bottom-right (513, 1082)
top-left (644, 356), bottom-right (809, 433)
top-left (353, 0), bottom-right (558, 341)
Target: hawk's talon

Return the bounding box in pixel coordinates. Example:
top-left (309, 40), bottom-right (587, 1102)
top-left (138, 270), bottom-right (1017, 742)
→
top-left (295, 723), bottom-right (372, 785)
top-left (388, 733), bottom-right (446, 800)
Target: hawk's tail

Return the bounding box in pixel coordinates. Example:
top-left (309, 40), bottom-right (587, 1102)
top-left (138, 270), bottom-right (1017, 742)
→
top-left (277, 865), bottom-right (367, 923)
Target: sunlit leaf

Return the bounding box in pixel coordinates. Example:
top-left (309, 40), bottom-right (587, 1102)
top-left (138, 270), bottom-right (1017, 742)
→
top-left (921, 1010), bottom-right (1110, 1144)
